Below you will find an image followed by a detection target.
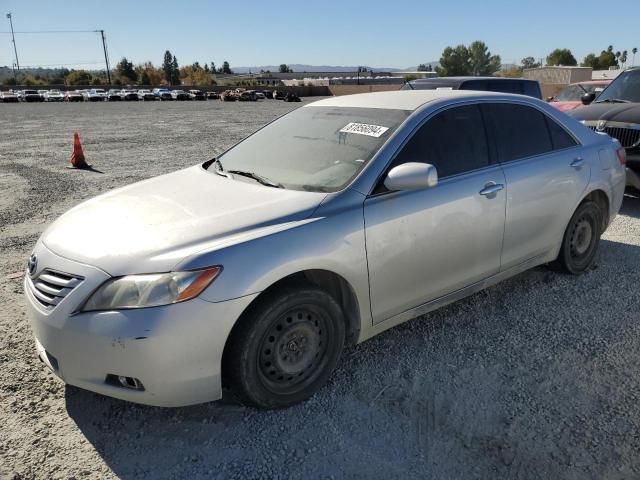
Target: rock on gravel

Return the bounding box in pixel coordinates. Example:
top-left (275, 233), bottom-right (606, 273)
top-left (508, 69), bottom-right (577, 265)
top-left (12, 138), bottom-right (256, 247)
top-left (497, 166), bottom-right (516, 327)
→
top-left (1, 101), bottom-right (640, 479)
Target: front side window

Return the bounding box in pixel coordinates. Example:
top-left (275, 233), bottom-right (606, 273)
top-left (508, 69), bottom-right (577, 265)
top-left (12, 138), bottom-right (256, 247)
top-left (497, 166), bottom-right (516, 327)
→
top-left (482, 103), bottom-right (553, 162)
top-left (214, 106), bottom-right (409, 192)
top-left (390, 104), bottom-right (490, 179)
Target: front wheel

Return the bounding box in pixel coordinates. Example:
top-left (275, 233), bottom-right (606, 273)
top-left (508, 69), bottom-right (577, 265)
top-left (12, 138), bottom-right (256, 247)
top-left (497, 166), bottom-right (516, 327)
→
top-left (552, 200), bottom-right (602, 274)
top-left (224, 285), bottom-right (345, 409)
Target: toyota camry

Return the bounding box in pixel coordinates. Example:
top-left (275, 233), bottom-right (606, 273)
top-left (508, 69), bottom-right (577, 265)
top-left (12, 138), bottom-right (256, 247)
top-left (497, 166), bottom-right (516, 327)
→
top-left (25, 90), bottom-right (626, 408)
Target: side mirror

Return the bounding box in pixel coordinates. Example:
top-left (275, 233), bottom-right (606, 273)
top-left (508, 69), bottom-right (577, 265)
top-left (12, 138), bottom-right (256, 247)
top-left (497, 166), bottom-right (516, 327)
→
top-left (546, 96), bottom-right (555, 102)
top-left (581, 92), bottom-right (596, 105)
top-left (384, 162), bottom-right (438, 191)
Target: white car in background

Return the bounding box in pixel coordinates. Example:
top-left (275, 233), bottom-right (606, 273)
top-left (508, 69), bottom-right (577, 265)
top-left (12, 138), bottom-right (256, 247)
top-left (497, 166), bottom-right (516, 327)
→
top-left (84, 89), bottom-right (107, 102)
top-left (44, 90), bottom-right (65, 102)
top-left (0, 90), bottom-right (19, 102)
top-left (137, 89), bottom-right (156, 101)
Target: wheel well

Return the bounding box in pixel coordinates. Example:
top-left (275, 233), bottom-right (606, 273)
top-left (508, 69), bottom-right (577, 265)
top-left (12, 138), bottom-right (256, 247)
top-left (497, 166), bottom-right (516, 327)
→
top-left (222, 270), bottom-right (361, 387)
top-left (583, 189), bottom-right (609, 233)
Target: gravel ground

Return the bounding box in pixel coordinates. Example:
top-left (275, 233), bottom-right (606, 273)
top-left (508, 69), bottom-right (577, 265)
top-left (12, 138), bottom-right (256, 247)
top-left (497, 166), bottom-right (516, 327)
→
top-left (1, 100), bottom-right (640, 480)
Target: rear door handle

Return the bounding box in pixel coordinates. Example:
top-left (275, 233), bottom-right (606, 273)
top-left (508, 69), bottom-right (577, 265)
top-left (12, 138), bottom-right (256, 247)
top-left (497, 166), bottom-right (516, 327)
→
top-left (479, 183), bottom-right (504, 196)
top-left (570, 157), bottom-right (585, 168)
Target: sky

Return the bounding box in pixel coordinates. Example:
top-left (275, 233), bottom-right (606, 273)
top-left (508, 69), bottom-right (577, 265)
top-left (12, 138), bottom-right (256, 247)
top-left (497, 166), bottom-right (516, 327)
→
top-left (1, 0), bottom-right (639, 71)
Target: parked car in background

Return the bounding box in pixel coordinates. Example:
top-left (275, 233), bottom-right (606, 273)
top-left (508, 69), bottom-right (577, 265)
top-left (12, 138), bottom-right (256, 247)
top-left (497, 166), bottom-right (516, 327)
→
top-left (0, 91), bottom-right (19, 102)
top-left (402, 77), bottom-right (543, 99)
top-left (153, 88), bottom-right (173, 101)
top-left (220, 90), bottom-right (237, 101)
top-left (121, 90), bottom-right (139, 101)
top-left (171, 89), bottom-right (190, 100)
top-left (106, 89), bottom-right (122, 101)
top-left (284, 92), bottom-right (301, 102)
top-left (37, 90), bottom-right (48, 99)
top-left (206, 91), bottom-right (220, 100)
top-left (189, 89), bottom-right (206, 100)
top-left (262, 90), bottom-right (273, 99)
top-left (21, 90), bottom-right (45, 102)
top-left (570, 67), bottom-right (640, 191)
top-left (43, 90), bottom-right (65, 102)
top-left (238, 90), bottom-right (257, 101)
top-left (254, 91), bottom-right (266, 100)
top-left (64, 91), bottom-right (84, 102)
top-left (548, 80), bottom-right (611, 113)
top-left (84, 89), bottom-right (107, 102)
top-left (24, 90), bottom-right (625, 409)
top-left (137, 89), bottom-right (156, 101)
top-left (272, 90), bottom-right (285, 100)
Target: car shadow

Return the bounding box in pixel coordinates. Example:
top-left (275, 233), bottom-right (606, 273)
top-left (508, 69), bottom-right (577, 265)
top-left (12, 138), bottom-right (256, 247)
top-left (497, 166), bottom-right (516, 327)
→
top-left (621, 190), bottom-right (640, 217)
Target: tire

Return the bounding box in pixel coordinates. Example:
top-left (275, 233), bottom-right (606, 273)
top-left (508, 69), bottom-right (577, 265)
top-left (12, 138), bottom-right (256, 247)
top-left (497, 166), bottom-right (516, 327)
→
top-left (552, 200), bottom-right (602, 274)
top-left (224, 284), bottom-right (345, 409)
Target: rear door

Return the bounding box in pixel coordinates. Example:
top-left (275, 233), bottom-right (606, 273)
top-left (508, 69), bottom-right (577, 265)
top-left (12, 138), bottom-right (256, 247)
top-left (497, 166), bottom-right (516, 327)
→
top-left (481, 102), bottom-right (590, 270)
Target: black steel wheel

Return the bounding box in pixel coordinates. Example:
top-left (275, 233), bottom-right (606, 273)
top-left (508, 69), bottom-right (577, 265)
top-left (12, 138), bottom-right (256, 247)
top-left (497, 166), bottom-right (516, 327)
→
top-left (552, 200), bottom-right (602, 274)
top-left (224, 284), bottom-right (345, 409)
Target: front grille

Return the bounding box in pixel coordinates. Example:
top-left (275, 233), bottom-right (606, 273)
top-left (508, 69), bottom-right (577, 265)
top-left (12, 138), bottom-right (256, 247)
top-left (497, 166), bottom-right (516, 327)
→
top-left (27, 269), bottom-right (83, 309)
top-left (588, 125), bottom-right (640, 149)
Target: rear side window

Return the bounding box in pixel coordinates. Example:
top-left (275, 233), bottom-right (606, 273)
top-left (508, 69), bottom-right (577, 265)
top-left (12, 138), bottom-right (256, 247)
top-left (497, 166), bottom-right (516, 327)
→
top-left (522, 82), bottom-right (542, 99)
top-left (391, 104), bottom-right (489, 178)
top-left (482, 104), bottom-right (552, 162)
top-left (545, 117), bottom-right (578, 150)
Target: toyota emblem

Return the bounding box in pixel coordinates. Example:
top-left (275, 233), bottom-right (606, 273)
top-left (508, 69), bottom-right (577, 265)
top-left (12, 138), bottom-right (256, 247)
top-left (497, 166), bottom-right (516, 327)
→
top-left (27, 254), bottom-right (37, 277)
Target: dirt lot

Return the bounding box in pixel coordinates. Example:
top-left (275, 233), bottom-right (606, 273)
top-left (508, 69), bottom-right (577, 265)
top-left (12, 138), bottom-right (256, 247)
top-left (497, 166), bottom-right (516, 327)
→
top-left (1, 100), bottom-right (640, 480)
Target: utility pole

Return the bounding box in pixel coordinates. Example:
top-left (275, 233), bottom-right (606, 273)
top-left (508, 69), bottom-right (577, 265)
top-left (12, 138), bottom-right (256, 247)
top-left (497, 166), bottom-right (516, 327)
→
top-left (98, 29), bottom-right (111, 85)
top-left (6, 13), bottom-right (19, 72)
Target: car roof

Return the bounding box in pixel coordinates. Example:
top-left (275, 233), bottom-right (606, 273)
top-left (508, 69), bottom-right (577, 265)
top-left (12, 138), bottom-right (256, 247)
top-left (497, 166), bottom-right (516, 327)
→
top-left (571, 80), bottom-right (611, 85)
top-left (306, 89), bottom-right (516, 111)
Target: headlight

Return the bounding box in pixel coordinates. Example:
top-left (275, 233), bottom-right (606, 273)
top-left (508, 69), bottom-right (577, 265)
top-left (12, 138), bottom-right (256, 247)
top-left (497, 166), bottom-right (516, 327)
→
top-left (81, 267), bottom-right (221, 311)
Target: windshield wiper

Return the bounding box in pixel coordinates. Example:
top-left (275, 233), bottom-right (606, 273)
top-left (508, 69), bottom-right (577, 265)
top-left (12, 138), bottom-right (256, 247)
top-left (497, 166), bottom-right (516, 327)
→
top-left (596, 98), bottom-right (630, 103)
top-left (227, 170), bottom-right (284, 188)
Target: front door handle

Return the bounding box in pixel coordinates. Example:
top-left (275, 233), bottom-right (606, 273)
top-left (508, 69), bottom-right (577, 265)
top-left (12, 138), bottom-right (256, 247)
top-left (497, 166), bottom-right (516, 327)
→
top-left (479, 183), bottom-right (504, 196)
top-left (570, 157), bottom-right (585, 168)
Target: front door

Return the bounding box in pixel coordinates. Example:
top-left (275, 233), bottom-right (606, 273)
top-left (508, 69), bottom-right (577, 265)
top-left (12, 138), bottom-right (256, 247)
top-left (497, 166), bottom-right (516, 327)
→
top-left (363, 104), bottom-right (507, 324)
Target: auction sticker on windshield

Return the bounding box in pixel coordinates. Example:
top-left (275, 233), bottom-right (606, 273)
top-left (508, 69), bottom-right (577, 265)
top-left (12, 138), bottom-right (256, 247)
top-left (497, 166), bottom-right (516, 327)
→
top-left (340, 122), bottom-right (389, 138)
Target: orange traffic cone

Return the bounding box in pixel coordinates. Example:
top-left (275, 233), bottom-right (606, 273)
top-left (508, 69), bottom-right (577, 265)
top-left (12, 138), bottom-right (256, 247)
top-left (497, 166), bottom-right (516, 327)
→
top-left (69, 131), bottom-right (91, 169)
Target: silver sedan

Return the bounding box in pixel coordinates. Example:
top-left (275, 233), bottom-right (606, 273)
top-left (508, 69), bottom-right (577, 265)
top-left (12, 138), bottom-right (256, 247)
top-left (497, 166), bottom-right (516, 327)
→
top-left (24, 90), bottom-right (626, 408)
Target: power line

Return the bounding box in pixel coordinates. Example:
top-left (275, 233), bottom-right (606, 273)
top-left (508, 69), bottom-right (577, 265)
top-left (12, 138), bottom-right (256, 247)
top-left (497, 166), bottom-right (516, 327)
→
top-left (0, 30), bottom-right (99, 34)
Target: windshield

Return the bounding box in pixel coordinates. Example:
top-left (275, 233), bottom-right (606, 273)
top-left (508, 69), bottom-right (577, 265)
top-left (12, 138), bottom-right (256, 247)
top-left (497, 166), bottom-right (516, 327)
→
top-left (213, 106), bottom-right (409, 192)
top-left (556, 83), bottom-right (607, 101)
top-left (596, 69), bottom-right (640, 103)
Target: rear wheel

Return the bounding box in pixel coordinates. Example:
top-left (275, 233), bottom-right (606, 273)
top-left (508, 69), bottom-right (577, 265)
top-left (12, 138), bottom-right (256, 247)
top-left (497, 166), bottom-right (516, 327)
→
top-left (224, 285), bottom-right (345, 409)
top-left (552, 200), bottom-right (602, 274)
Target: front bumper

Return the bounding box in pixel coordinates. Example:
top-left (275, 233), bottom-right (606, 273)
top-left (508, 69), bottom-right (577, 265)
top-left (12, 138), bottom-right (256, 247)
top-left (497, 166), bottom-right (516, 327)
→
top-left (24, 243), bottom-right (257, 407)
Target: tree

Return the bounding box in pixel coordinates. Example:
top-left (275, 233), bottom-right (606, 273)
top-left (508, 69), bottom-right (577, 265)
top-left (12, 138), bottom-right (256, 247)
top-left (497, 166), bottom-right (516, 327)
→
top-left (468, 41), bottom-right (501, 75)
top-left (204, 63), bottom-right (210, 73)
top-left (279, 64), bottom-right (292, 73)
top-left (162, 50), bottom-right (174, 83)
top-left (222, 61), bottom-right (232, 74)
top-left (436, 44), bottom-right (471, 76)
top-left (597, 48), bottom-right (618, 69)
top-left (65, 70), bottom-right (93, 85)
top-left (115, 57), bottom-right (136, 82)
top-left (546, 48), bottom-right (577, 66)
top-left (171, 55), bottom-right (180, 85)
top-left (417, 63), bottom-right (433, 72)
top-left (521, 57), bottom-right (541, 69)
top-left (210, 62), bottom-right (217, 73)
top-left (138, 70), bottom-right (151, 85)
top-left (179, 65), bottom-right (212, 85)
top-left (633, 48), bottom-right (638, 67)
top-left (621, 50), bottom-right (628, 68)
top-left (581, 53), bottom-right (599, 69)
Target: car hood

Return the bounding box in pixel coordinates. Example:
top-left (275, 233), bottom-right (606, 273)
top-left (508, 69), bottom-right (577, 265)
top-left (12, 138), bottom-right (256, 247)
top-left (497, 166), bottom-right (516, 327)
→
top-left (42, 165), bottom-right (327, 276)
top-left (568, 102), bottom-right (640, 123)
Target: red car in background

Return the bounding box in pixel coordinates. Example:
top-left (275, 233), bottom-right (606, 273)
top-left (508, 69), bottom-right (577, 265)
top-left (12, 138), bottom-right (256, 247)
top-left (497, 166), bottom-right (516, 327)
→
top-left (548, 80), bottom-right (611, 113)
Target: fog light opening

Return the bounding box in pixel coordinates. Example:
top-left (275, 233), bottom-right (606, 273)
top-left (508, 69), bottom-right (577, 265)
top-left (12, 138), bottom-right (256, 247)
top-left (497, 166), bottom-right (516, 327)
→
top-left (105, 374), bottom-right (145, 391)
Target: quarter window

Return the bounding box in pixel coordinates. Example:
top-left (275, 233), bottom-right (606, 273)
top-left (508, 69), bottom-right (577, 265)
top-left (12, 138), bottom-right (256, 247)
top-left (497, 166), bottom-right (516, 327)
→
top-left (482, 104), bottom-right (553, 162)
top-left (390, 105), bottom-right (490, 179)
top-left (545, 116), bottom-right (578, 150)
